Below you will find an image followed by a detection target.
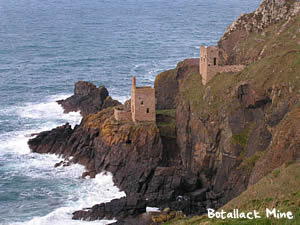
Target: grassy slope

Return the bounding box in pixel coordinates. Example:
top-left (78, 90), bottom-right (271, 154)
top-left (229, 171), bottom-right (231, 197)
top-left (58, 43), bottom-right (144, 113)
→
top-left (163, 162), bottom-right (300, 225)
top-left (85, 107), bottom-right (158, 145)
top-left (182, 15), bottom-right (300, 114)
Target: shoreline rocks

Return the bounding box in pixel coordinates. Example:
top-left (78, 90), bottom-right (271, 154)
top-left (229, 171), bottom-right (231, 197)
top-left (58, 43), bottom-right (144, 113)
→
top-left (27, 1), bottom-right (300, 224)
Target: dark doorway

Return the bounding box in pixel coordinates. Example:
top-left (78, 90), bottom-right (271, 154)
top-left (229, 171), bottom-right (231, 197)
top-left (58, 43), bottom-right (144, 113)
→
top-left (214, 57), bottom-right (217, 66)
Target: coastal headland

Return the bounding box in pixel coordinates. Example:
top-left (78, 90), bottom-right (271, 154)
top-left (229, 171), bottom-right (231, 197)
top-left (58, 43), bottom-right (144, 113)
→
top-left (28, 0), bottom-right (300, 224)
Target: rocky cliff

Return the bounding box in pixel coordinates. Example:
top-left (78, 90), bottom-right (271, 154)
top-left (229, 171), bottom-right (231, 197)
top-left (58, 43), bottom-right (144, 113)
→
top-left (154, 0), bottom-right (299, 218)
top-left (28, 0), bottom-right (300, 224)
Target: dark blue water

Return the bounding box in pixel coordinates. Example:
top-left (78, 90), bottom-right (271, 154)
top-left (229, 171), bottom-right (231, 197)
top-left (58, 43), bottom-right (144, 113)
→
top-left (0, 0), bottom-right (261, 224)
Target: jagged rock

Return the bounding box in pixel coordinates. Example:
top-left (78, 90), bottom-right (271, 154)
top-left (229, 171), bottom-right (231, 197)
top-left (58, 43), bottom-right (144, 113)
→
top-left (57, 81), bottom-right (120, 117)
top-left (28, 123), bottom-right (74, 154)
top-left (82, 171), bottom-right (97, 179)
top-left (28, 108), bottom-right (164, 195)
top-left (54, 161), bottom-right (63, 168)
top-left (249, 108), bottom-right (300, 185)
top-left (267, 102), bottom-right (289, 127)
top-left (72, 195), bottom-right (147, 221)
top-left (218, 0), bottom-right (299, 64)
top-left (237, 83), bottom-right (272, 109)
top-left (27, 1), bottom-right (300, 224)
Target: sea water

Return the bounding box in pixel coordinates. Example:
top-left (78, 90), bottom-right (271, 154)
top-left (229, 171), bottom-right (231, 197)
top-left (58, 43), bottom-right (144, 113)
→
top-left (0, 0), bottom-right (260, 224)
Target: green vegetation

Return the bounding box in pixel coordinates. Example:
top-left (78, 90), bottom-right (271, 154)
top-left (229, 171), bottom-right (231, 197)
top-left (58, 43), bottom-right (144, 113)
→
top-left (231, 123), bottom-right (255, 160)
top-left (232, 125), bottom-right (252, 152)
top-left (232, 133), bottom-right (248, 149)
top-left (157, 109), bottom-right (176, 118)
top-left (155, 69), bottom-right (177, 87)
top-left (163, 7), bottom-right (300, 225)
top-left (163, 163), bottom-right (300, 225)
top-left (238, 151), bottom-right (264, 173)
top-left (156, 109), bottom-right (176, 138)
top-left (181, 15), bottom-right (300, 115)
top-left (85, 107), bottom-right (158, 145)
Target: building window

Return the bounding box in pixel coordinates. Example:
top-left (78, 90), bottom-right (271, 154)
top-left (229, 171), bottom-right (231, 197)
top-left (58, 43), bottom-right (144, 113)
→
top-left (214, 57), bottom-right (217, 66)
top-left (146, 108), bottom-right (149, 113)
top-left (141, 101), bottom-right (143, 105)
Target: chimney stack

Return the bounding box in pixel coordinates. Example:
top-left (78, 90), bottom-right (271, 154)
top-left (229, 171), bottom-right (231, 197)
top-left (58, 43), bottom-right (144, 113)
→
top-left (132, 76), bottom-right (136, 87)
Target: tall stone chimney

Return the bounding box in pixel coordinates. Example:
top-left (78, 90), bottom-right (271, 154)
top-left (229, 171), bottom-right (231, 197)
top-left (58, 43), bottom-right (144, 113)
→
top-left (132, 76), bottom-right (136, 88)
top-left (131, 76), bottom-right (136, 121)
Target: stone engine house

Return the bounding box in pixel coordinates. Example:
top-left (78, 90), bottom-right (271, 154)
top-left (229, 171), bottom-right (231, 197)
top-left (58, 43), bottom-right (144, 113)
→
top-left (114, 77), bottom-right (156, 122)
top-left (199, 45), bottom-right (245, 85)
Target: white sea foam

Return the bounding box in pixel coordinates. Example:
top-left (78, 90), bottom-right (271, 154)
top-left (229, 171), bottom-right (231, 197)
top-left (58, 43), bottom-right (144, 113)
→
top-left (110, 94), bottom-right (129, 104)
top-left (17, 94), bottom-right (82, 128)
top-left (146, 207), bottom-right (160, 213)
top-left (1, 95), bottom-right (125, 225)
top-left (0, 94), bottom-right (81, 155)
top-left (5, 153), bottom-right (82, 179)
top-left (9, 172), bottom-right (126, 225)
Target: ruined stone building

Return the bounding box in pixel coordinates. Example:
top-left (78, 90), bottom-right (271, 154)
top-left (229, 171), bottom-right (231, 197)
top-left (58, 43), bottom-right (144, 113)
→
top-left (199, 46), bottom-right (245, 85)
top-left (114, 77), bottom-right (156, 122)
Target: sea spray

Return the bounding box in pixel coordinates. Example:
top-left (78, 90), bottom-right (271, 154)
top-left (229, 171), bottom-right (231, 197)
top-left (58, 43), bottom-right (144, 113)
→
top-left (9, 172), bottom-right (125, 225)
top-left (0, 95), bottom-right (125, 225)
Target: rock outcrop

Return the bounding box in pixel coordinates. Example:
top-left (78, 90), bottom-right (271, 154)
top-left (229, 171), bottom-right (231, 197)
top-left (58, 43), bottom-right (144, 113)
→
top-left (57, 81), bottom-right (120, 117)
top-left (218, 0), bottom-right (300, 65)
top-left (28, 106), bottom-right (212, 221)
top-left (72, 195), bottom-right (147, 221)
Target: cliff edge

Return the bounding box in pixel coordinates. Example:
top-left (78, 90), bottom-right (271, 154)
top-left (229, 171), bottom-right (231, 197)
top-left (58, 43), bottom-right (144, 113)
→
top-left (28, 0), bottom-right (300, 224)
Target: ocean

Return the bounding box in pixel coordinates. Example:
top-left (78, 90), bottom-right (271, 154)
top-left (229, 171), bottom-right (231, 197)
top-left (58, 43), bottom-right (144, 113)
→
top-left (0, 0), bottom-right (261, 224)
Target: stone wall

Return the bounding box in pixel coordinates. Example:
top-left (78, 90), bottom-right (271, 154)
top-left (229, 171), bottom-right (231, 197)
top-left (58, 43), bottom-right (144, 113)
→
top-left (133, 87), bottom-right (156, 122)
top-left (205, 66), bottom-right (221, 85)
top-left (114, 108), bottom-right (132, 121)
top-left (200, 46), bottom-right (220, 85)
top-left (219, 65), bottom-right (245, 73)
top-left (199, 46), bottom-right (208, 85)
top-left (200, 45), bottom-right (245, 85)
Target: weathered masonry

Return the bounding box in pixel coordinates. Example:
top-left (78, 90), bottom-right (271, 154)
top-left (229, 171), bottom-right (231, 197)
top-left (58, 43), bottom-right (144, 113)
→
top-left (199, 46), bottom-right (245, 85)
top-left (114, 77), bottom-right (156, 122)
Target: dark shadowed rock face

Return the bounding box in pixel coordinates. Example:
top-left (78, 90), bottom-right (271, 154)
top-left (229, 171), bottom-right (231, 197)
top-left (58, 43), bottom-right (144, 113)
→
top-left (27, 108), bottom-right (186, 221)
top-left (72, 195), bottom-right (147, 221)
top-left (155, 69), bottom-right (178, 110)
top-left (172, 52), bottom-right (298, 206)
top-left (28, 48), bottom-right (299, 224)
top-left (57, 81), bottom-right (120, 117)
top-left (27, 2), bottom-right (300, 223)
top-left (28, 108), bottom-right (163, 194)
top-left (28, 123), bottom-right (74, 155)
top-left (27, 106), bottom-right (212, 223)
